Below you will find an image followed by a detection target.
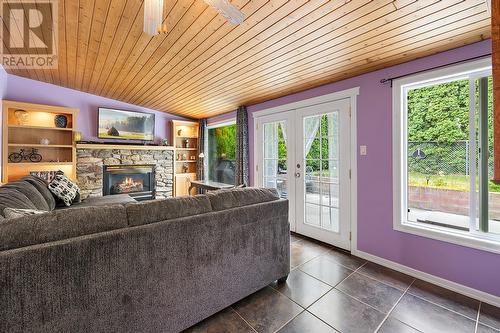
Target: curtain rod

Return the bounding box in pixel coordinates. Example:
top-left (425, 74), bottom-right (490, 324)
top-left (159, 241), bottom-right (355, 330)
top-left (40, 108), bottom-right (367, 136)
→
top-left (379, 53), bottom-right (492, 87)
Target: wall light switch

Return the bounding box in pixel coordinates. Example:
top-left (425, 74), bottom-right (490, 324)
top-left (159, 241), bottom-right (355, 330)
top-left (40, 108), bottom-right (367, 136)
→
top-left (360, 145), bottom-right (367, 156)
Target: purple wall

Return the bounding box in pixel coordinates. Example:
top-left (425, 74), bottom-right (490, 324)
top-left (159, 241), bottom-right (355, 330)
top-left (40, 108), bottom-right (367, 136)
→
top-left (4, 75), bottom-right (188, 143)
top-left (0, 67), bottom-right (7, 171)
top-left (212, 40), bottom-right (500, 296)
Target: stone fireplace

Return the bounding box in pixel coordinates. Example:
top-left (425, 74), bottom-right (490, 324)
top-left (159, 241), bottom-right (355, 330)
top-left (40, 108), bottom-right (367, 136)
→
top-left (76, 144), bottom-right (174, 199)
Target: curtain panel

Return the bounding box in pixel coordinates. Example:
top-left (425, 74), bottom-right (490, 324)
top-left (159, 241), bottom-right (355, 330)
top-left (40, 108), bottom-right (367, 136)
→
top-left (197, 119), bottom-right (208, 183)
top-left (235, 106), bottom-right (249, 186)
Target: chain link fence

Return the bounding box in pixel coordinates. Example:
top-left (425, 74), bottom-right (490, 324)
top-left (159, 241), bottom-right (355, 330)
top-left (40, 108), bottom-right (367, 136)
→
top-left (408, 141), bottom-right (494, 177)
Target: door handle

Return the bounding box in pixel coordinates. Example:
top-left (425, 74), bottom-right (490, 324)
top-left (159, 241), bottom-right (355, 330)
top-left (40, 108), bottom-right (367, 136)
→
top-left (295, 172), bottom-right (301, 178)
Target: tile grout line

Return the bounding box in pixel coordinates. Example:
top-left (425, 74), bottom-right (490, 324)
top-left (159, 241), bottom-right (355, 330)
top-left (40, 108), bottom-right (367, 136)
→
top-left (268, 276), bottom-right (337, 332)
top-left (269, 241), bottom-right (363, 332)
top-left (271, 310), bottom-right (304, 333)
top-left (373, 278), bottom-right (417, 333)
top-left (405, 289), bottom-right (481, 322)
top-left (302, 261), bottom-right (368, 311)
top-left (474, 302), bottom-right (482, 333)
top-left (334, 287), bottom-right (389, 314)
top-left (354, 264), bottom-right (482, 323)
top-left (293, 242), bottom-right (484, 330)
top-left (352, 267), bottom-right (411, 292)
top-left (272, 261), bottom-right (370, 333)
top-left (354, 268), bottom-right (412, 292)
top-left (230, 306), bottom-right (259, 333)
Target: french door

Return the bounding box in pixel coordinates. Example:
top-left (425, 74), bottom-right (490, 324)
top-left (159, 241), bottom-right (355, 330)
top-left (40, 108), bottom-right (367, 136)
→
top-left (255, 98), bottom-right (351, 250)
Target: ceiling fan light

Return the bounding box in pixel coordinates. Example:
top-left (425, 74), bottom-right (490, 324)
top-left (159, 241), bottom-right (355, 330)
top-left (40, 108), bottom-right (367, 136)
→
top-left (144, 0), bottom-right (164, 36)
top-left (204, 0), bottom-right (245, 25)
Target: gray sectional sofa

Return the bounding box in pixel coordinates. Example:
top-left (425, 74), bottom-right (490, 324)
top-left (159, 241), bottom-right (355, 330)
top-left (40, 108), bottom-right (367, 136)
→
top-left (0, 181), bottom-right (290, 333)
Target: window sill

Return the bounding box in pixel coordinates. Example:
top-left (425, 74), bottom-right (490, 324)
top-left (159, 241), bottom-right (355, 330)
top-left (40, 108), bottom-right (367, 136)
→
top-left (394, 221), bottom-right (500, 255)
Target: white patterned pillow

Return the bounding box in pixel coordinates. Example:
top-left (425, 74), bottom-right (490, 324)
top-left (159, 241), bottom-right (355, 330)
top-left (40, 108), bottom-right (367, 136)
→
top-left (4, 208), bottom-right (46, 219)
top-left (48, 174), bottom-right (80, 206)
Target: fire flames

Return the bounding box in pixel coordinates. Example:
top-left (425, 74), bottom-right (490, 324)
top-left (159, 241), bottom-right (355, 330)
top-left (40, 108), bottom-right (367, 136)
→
top-left (111, 177), bottom-right (144, 194)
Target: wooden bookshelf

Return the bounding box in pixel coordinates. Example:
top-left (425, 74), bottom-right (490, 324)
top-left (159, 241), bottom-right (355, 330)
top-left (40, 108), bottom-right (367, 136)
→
top-left (2, 101), bottom-right (78, 183)
top-left (171, 120), bottom-right (199, 196)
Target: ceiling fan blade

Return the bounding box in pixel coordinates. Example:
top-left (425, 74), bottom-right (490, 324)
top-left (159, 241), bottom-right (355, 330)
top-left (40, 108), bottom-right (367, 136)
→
top-left (204, 0), bottom-right (245, 25)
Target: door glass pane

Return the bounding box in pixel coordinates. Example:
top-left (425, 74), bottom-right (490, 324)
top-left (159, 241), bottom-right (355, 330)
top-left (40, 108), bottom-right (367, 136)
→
top-left (406, 79), bottom-right (472, 231)
top-left (306, 203), bottom-right (320, 226)
top-left (303, 112), bottom-right (340, 232)
top-left (262, 121), bottom-right (287, 198)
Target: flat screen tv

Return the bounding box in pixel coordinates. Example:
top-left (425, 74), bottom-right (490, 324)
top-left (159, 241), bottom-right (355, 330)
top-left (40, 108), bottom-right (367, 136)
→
top-left (98, 108), bottom-right (155, 142)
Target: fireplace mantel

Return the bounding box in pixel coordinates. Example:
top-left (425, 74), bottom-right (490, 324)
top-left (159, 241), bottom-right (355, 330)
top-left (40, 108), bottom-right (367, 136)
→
top-left (76, 143), bottom-right (174, 151)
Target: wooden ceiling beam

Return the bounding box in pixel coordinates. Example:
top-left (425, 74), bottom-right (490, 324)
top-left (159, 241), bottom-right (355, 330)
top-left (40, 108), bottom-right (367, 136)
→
top-left (155, 0), bottom-right (473, 111)
top-left (105, 0), bottom-right (202, 99)
top-left (125, 0), bottom-right (345, 105)
top-left (188, 29), bottom-right (490, 118)
top-left (1, 0), bottom-right (492, 119)
top-left (93, 0), bottom-right (179, 96)
top-left (150, 1), bottom-right (485, 112)
top-left (177, 23), bottom-right (491, 116)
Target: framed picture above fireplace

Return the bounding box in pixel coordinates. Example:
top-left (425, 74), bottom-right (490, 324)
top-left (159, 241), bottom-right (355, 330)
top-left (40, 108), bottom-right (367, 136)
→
top-left (98, 108), bottom-right (155, 142)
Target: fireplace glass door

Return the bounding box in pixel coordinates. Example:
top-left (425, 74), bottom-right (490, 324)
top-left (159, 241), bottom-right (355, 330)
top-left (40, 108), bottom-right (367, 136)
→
top-left (103, 165), bottom-right (155, 200)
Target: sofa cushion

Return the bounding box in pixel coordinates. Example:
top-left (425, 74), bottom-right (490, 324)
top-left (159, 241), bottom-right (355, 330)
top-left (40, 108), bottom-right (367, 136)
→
top-left (22, 175), bottom-right (56, 210)
top-left (48, 173), bottom-right (80, 206)
top-left (65, 194), bottom-right (136, 209)
top-left (3, 180), bottom-right (51, 211)
top-left (3, 208), bottom-right (46, 219)
top-left (206, 187), bottom-right (279, 211)
top-left (126, 195), bottom-right (212, 227)
top-left (0, 204), bottom-right (128, 251)
top-left (0, 187), bottom-right (37, 216)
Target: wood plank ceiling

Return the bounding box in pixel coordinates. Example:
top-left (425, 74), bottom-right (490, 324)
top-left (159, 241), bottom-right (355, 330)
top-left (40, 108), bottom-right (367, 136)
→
top-left (3, 0), bottom-right (492, 119)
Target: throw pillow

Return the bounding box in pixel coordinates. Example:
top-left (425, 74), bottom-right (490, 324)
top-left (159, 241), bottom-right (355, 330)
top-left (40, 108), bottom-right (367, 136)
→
top-left (48, 174), bottom-right (80, 206)
top-left (3, 208), bottom-right (46, 219)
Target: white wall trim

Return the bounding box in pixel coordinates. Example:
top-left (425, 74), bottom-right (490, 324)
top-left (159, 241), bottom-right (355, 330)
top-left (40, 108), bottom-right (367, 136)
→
top-left (207, 118), bottom-right (236, 128)
top-left (349, 93), bottom-right (358, 252)
top-left (352, 249), bottom-right (500, 308)
top-left (252, 87), bottom-right (360, 119)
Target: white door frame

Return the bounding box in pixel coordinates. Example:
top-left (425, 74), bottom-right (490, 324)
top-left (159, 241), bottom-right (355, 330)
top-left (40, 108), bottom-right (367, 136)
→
top-left (253, 87), bottom-right (359, 250)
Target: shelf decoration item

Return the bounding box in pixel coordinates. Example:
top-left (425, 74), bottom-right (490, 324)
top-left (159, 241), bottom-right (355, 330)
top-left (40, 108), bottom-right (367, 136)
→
top-left (30, 170), bottom-right (58, 182)
top-left (183, 139), bottom-right (189, 148)
top-left (161, 138), bottom-right (169, 146)
top-left (182, 163), bottom-right (189, 173)
top-left (40, 138), bottom-right (50, 145)
top-left (9, 148), bottom-right (42, 163)
top-left (54, 114), bottom-right (68, 128)
top-left (14, 109), bottom-right (29, 125)
top-left (74, 131), bottom-right (82, 142)
top-left (177, 129), bottom-right (182, 136)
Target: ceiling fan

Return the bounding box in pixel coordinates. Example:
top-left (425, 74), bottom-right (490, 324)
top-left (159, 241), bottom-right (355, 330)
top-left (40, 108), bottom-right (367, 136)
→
top-left (144, 0), bottom-right (245, 36)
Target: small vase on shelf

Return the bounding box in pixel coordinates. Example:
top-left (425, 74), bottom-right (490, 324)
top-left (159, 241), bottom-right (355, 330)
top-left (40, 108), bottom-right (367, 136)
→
top-left (54, 114), bottom-right (68, 128)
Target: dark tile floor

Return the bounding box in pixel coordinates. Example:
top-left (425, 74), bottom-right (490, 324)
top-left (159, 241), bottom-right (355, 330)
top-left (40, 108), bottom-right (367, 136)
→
top-left (184, 233), bottom-right (500, 333)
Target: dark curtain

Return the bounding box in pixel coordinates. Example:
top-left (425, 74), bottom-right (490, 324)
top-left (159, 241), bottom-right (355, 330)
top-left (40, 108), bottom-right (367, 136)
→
top-left (197, 119), bottom-right (207, 183)
top-left (235, 106), bottom-right (249, 186)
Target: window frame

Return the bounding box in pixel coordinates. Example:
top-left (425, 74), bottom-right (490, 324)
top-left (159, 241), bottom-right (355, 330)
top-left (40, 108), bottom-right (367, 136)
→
top-left (206, 119), bottom-right (237, 183)
top-left (392, 58), bottom-right (500, 254)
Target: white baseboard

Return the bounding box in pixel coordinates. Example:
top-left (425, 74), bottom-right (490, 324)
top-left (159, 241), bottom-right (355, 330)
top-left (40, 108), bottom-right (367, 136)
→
top-left (352, 249), bottom-right (500, 308)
